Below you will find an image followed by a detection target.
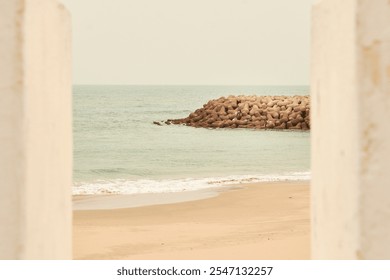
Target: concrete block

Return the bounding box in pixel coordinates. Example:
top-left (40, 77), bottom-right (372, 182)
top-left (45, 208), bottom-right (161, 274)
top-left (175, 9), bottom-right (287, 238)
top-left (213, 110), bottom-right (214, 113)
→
top-left (311, 0), bottom-right (390, 259)
top-left (0, 0), bottom-right (72, 259)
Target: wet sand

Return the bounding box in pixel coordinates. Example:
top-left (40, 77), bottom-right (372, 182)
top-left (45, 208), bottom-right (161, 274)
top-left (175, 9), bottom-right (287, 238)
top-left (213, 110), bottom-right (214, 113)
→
top-left (73, 181), bottom-right (310, 259)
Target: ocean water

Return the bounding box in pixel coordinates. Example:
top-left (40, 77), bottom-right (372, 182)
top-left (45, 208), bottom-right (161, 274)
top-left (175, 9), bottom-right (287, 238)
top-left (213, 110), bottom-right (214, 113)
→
top-left (73, 85), bottom-right (310, 195)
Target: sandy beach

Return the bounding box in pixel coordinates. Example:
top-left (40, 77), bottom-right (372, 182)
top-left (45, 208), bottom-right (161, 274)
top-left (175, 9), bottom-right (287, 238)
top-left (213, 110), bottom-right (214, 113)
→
top-left (73, 181), bottom-right (310, 260)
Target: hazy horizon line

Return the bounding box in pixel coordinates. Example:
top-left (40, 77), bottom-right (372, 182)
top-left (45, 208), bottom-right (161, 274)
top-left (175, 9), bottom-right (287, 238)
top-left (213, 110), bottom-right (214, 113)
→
top-left (72, 84), bottom-right (310, 87)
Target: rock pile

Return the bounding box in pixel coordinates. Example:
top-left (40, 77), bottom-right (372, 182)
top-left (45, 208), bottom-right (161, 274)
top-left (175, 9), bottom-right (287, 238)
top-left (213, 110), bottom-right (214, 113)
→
top-left (157, 95), bottom-right (310, 130)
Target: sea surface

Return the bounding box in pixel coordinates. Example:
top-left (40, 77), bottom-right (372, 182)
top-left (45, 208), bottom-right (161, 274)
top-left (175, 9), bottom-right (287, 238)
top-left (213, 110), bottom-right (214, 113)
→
top-left (73, 85), bottom-right (310, 195)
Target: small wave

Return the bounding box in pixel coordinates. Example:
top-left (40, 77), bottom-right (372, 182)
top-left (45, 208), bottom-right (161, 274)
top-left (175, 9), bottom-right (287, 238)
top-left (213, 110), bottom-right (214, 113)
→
top-left (73, 172), bottom-right (310, 195)
top-left (143, 110), bottom-right (192, 114)
top-left (90, 168), bottom-right (128, 174)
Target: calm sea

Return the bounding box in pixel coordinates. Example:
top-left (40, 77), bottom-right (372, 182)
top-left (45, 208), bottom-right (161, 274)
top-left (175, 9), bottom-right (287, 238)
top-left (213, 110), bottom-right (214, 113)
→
top-left (73, 85), bottom-right (310, 194)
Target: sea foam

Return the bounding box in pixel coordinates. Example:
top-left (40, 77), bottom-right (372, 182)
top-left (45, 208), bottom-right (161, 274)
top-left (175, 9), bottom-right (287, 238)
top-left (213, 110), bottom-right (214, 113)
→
top-left (73, 172), bottom-right (310, 195)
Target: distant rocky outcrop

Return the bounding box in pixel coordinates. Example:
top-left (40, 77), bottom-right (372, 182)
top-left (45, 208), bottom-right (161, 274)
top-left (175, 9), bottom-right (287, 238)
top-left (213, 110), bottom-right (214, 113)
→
top-left (155, 95), bottom-right (310, 130)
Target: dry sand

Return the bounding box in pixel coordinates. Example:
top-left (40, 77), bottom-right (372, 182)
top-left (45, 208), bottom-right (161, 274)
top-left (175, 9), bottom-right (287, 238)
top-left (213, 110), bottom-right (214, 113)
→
top-left (73, 181), bottom-right (310, 260)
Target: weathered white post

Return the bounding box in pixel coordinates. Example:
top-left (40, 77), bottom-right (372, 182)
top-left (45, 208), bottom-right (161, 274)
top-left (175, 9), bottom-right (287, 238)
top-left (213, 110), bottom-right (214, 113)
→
top-left (0, 0), bottom-right (72, 259)
top-left (311, 0), bottom-right (390, 259)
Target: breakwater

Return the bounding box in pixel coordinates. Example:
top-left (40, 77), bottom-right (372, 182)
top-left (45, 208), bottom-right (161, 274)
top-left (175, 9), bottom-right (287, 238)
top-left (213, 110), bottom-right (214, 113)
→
top-left (156, 95), bottom-right (310, 130)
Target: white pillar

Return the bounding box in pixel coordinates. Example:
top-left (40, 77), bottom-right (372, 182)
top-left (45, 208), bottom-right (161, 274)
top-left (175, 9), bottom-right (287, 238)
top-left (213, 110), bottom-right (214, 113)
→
top-left (311, 0), bottom-right (390, 259)
top-left (0, 0), bottom-right (72, 259)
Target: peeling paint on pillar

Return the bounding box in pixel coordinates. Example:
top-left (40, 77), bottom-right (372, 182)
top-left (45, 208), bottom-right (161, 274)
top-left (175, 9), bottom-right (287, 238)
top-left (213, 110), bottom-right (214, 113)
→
top-left (362, 41), bottom-right (382, 88)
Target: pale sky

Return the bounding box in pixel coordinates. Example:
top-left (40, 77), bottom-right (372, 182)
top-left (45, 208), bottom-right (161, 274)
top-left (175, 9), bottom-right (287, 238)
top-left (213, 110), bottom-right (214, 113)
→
top-left (60, 0), bottom-right (315, 85)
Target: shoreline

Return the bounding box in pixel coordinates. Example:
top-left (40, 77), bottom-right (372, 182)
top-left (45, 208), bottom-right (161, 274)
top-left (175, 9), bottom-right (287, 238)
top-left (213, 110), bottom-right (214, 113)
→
top-left (72, 173), bottom-right (310, 196)
top-left (73, 180), bottom-right (310, 259)
top-left (72, 185), bottom-right (237, 210)
top-left (72, 180), bottom-right (309, 210)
